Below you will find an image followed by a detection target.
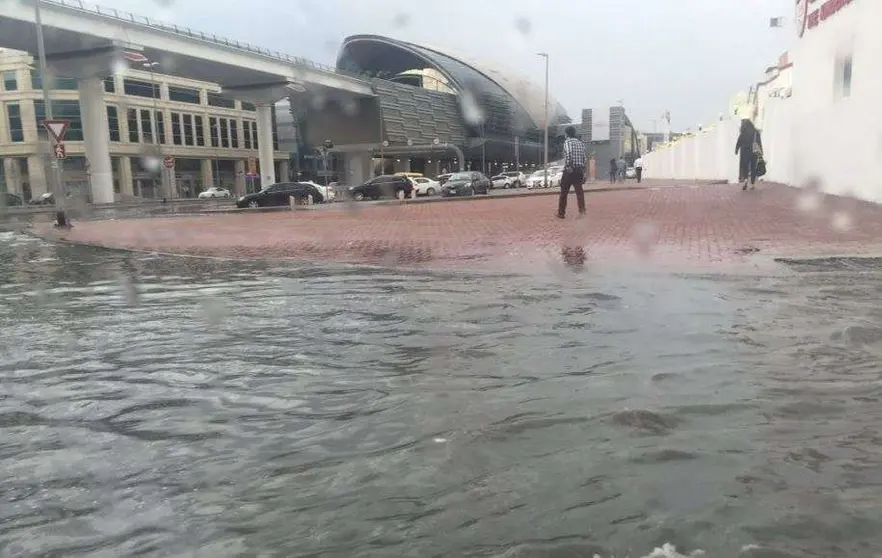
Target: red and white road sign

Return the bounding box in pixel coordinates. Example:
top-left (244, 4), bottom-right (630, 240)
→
top-left (163, 155), bottom-right (175, 169)
top-left (123, 51), bottom-right (149, 63)
top-left (42, 119), bottom-right (70, 142)
top-left (53, 143), bottom-right (66, 159)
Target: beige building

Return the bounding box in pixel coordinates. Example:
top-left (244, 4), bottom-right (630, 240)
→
top-left (0, 49), bottom-right (289, 202)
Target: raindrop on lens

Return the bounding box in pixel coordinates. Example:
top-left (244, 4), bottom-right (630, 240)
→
top-left (514, 17), bottom-right (531, 36)
top-left (459, 90), bottom-right (484, 126)
top-left (392, 13), bottom-right (411, 28)
top-left (831, 211), bottom-right (852, 232)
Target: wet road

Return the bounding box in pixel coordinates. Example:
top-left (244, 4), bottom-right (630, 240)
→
top-left (2, 231), bottom-right (882, 557)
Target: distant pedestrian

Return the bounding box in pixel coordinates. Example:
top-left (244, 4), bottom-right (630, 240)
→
top-left (556, 126), bottom-right (587, 219)
top-left (609, 158), bottom-right (618, 183)
top-left (634, 155), bottom-right (644, 183)
top-left (735, 118), bottom-right (763, 190)
top-left (617, 157), bottom-right (627, 181)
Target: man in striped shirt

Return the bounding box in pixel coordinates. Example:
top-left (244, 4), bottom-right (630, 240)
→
top-left (557, 126), bottom-right (587, 219)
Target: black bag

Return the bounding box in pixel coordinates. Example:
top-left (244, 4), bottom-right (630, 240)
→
top-left (756, 156), bottom-right (767, 178)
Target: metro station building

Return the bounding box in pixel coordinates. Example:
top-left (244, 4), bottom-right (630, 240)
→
top-left (0, 48), bottom-right (288, 202)
top-left (295, 35), bottom-right (571, 187)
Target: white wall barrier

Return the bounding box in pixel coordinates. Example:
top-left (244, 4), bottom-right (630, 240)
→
top-left (644, 0), bottom-right (882, 202)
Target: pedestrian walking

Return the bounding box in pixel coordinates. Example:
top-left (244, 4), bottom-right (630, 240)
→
top-left (617, 157), bottom-right (627, 182)
top-left (609, 158), bottom-right (618, 183)
top-left (634, 155), bottom-right (644, 183)
top-left (735, 118), bottom-right (763, 190)
top-left (556, 126), bottom-right (587, 219)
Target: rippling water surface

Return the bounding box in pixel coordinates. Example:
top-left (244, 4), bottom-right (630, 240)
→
top-left (3, 231), bottom-right (882, 557)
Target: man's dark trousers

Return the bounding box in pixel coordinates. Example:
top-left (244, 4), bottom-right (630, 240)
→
top-left (635, 167), bottom-right (643, 183)
top-left (557, 166), bottom-right (586, 217)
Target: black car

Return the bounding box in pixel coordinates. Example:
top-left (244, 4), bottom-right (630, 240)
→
top-left (2, 193), bottom-right (23, 207)
top-left (441, 172), bottom-right (491, 197)
top-left (236, 182), bottom-right (324, 208)
top-left (347, 175), bottom-right (414, 201)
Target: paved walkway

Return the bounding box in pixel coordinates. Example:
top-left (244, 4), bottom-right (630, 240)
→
top-left (32, 182), bottom-right (882, 272)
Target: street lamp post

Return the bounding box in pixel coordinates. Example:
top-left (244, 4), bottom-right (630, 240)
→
top-left (537, 52), bottom-right (549, 188)
top-left (34, 0), bottom-right (67, 225)
top-left (142, 61), bottom-right (167, 197)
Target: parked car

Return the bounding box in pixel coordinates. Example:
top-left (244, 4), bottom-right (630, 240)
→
top-left (500, 171), bottom-right (526, 188)
top-left (347, 175), bottom-right (414, 201)
top-left (198, 186), bottom-right (231, 199)
top-left (527, 167), bottom-right (563, 189)
top-left (394, 172), bottom-right (424, 179)
top-left (30, 192), bottom-right (55, 205)
top-left (2, 193), bottom-right (23, 207)
top-left (625, 167), bottom-right (637, 179)
top-left (236, 182), bottom-right (324, 208)
top-left (412, 177), bottom-right (440, 196)
top-left (490, 175), bottom-right (511, 189)
top-left (437, 173), bottom-right (453, 186)
top-left (441, 171), bottom-right (491, 197)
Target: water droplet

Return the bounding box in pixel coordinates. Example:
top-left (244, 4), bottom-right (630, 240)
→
top-left (310, 94), bottom-right (327, 110)
top-left (141, 155), bottom-right (161, 173)
top-left (459, 89), bottom-right (484, 126)
top-left (797, 192), bottom-right (821, 213)
top-left (831, 211), bottom-right (852, 232)
top-left (342, 99), bottom-right (358, 116)
top-left (119, 273), bottom-right (139, 306)
top-left (199, 297), bottom-right (228, 327)
top-left (514, 17), bottom-right (531, 36)
top-left (392, 13), bottom-right (411, 28)
top-left (112, 57), bottom-right (129, 77)
top-left (632, 222), bottom-right (658, 257)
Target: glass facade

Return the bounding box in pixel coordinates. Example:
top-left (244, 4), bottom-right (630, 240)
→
top-left (107, 106), bottom-right (120, 142)
top-left (7, 104), bottom-right (24, 143)
top-left (3, 71), bottom-right (17, 91)
top-left (168, 85), bottom-right (200, 104)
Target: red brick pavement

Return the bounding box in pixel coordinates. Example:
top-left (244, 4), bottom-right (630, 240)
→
top-left (35, 182), bottom-right (882, 272)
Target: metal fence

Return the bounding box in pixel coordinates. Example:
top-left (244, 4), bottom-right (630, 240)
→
top-left (40, 0), bottom-right (373, 83)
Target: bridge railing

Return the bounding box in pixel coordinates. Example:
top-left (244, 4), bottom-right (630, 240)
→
top-left (39, 0), bottom-right (371, 82)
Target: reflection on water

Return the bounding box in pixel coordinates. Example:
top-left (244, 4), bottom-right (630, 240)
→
top-left (2, 231), bottom-right (882, 557)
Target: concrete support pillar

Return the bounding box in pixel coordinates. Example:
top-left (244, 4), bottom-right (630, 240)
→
top-left (119, 156), bottom-right (134, 198)
top-left (3, 158), bottom-right (21, 195)
top-left (256, 104), bottom-right (276, 187)
top-left (201, 158), bottom-right (215, 188)
top-left (278, 161), bottom-right (290, 182)
top-left (345, 153), bottom-right (372, 187)
top-left (27, 155), bottom-right (47, 196)
top-left (234, 160), bottom-right (245, 195)
top-left (78, 77), bottom-right (114, 204)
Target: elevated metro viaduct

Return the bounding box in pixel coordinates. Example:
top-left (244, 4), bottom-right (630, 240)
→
top-left (0, 0), bottom-right (374, 203)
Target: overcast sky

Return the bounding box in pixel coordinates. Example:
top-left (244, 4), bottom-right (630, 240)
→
top-left (107, 0), bottom-right (794, 131)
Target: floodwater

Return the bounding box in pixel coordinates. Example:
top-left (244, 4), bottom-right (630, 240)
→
top-left (2, 231), bottom-right (882, 557)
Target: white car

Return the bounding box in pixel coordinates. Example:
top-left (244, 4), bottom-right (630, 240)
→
top-left (499, 171), bottom-right (526, 188)
top-left (412, 177), bottom-right (440, 196)
top-left (625, 167), bottom-right (637, 179)
top-left (302, 181), bottom-right (336, 202)
top-left (527, 168), bottom-right (563, 189)
top-left (198, 186), bottom-right (231, 199)
top-left (490, 175), bottom-right (511, 189)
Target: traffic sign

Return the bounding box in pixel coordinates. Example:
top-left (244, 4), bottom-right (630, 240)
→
top-left (247, 157), bottom-right (257, 175)
top-left (163, 155), bottom-right (175, 169)
top-left (123, 51), bottom-right (149, 63)
top-left (53, 143), bottom-right (66, 159)
top-left (42, 119), bottom-right (70, 142)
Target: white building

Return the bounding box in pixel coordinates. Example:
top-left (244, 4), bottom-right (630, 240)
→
top-left (0, 49), bottom-right (289, 202)
top-left (645, 0), bottom-right (881, 202)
